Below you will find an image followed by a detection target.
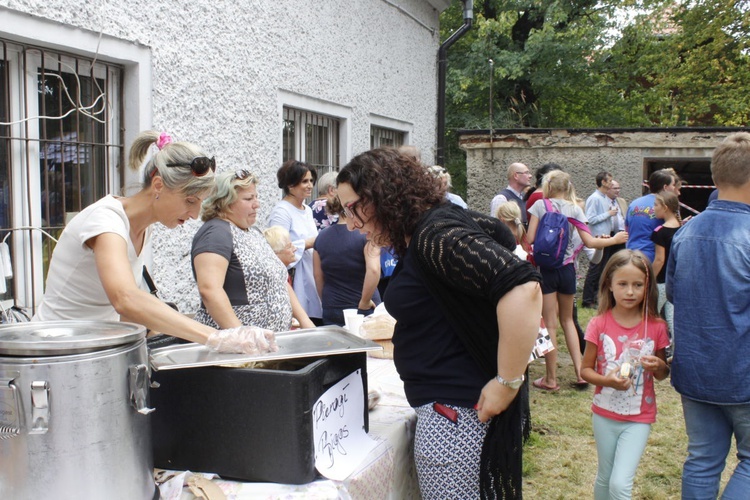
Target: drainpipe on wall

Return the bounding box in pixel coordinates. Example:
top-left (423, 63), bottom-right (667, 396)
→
top-left (436, 0), bottom-right (473, 167)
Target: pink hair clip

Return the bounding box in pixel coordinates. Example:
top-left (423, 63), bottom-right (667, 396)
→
top-left (156, 132), bottom-right (173, 150)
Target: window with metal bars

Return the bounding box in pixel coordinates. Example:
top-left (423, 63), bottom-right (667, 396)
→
top-left (370, 125), bottom-right (405, 149)
top-left (0, 38), bottom-right (123, 311)
top-left (282, 106), bottom-right (340, 200)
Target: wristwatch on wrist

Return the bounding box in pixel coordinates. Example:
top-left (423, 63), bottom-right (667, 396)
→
top-left (495, 373), bottom-right (525, 390)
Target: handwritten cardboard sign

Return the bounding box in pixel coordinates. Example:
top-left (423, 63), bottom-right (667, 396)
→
top-left (313, 369), bottom-right (377, 480)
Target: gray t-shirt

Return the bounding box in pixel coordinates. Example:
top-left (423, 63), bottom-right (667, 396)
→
top-left (191, 218), bottom-right (292, 331)
top-left (529, 198), bottom-right (587, 263)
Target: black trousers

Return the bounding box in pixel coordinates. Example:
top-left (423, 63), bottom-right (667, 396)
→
top-left (582, 242), bottom-right (626, 305)
top-left (582, 255), bottom-right (605, 306)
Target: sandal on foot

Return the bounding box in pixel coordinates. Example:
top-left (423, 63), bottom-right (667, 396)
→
top-left (533, 377), bottom-right (560, 392)
top-left (573, 380), bottom-right (590, 389)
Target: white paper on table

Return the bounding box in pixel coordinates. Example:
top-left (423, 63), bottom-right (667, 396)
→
top-left (313, 369), bottom-right (378, 480)
top-left (157, 471), bottom-right (188, 500)
top-left (373, 302), bottom-right (390, 317)
top-left (156, 470), bottom-right (219, 500)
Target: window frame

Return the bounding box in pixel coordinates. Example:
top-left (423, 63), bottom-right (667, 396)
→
top-left (369, 113), bottom-right (413, 151)
top-left (1, 41), bottom-right (124, 309)
top-left (370, 125), bottom-right (406, 149)
top-left (279, 91), bottom-right (351, 200)
top-left (283, 107), bottom-right (341, 174)
top-left (1, 11), bottom-right (152, 311)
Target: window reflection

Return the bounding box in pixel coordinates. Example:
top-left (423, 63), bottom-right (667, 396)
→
top-left (38, 70), bottom-right (105, 229)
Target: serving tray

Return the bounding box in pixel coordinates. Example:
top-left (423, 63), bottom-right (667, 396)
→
top-left (149, 325), bottom-right (381, 371)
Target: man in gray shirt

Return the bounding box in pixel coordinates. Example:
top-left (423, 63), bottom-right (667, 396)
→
top-left (582, 171), bottom-right (615, 308)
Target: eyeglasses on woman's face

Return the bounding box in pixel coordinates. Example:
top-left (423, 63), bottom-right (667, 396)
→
top-left (342, 200), bottom-right (359, 220)
top-left (336, 182), bottom-right (380, 238)
top-left (165, 156), bottom-right (216, 177)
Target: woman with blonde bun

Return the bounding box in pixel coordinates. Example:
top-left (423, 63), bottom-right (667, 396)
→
top-left (34, 130), bottom-right (274, 355)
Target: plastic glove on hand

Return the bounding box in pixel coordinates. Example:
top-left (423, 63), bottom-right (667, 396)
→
top-left (206, 326), bottom-right (278, 355)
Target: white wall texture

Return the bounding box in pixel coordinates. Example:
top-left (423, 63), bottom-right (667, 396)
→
top-left (1, 0), bottom-right (444, 311)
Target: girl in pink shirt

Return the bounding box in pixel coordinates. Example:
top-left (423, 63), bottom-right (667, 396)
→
top-left (581, 249), bottom-right (670, 499)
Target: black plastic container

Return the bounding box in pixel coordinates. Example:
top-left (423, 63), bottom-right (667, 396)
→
top-left (150, 352), bottom-right (368, 484)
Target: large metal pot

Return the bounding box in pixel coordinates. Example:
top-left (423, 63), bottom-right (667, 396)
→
top-left (0, 321), bottom-right (157, 499)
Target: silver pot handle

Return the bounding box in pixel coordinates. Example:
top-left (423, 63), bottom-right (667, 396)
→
top-left (0, 425), bottom-right (19, 439)
top-left (0, 375), bottom-right (20, 439)
top-left (30, 381), bottom-right (50, 435)
top-left (129, 364), bottom-right (155, 415)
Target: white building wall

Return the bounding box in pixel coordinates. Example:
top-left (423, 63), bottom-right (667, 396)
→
top-left (1, 0), bottom-right (444, 311)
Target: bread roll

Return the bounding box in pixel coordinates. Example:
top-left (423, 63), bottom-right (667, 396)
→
top-left (360, 314), bottom-right (396, 340)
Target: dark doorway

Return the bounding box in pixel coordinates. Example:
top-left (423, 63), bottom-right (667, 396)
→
top-left (645, 158), bottom-right (713, 219)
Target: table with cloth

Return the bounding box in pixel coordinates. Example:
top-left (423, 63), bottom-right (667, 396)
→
top-left (156, 357), bottom-right (419, 500)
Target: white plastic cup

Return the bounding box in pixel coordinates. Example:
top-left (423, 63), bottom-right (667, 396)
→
top-left (343, 309), bottom-right (359, 322)
top-left (346, 314), bottom-right (365, 336)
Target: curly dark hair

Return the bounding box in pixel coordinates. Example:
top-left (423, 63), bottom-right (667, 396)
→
top-left (277, 159), bottom-right (318, 196)
top-left (336, 148), bottom-right (445, 256)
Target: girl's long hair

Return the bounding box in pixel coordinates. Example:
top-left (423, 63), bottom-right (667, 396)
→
top-left (597, 249), bottom-right (659, 319)
top-left (542, 170), bottom-right (577, 204)
top-left (655, 191), bottom-right (681, 223)
top-left (495, 201), bottom-right (531, 254)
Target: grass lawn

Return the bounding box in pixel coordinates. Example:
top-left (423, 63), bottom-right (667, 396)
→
top-left (522, 302), bottom-right (739, 499)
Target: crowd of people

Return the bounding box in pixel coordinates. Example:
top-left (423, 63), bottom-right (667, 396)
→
top-left (30, 128), bottom-right (750, 499)
top-left (486, 133), bottom-right (750, 499)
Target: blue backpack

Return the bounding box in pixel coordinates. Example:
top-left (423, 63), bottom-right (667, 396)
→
top-left (533, 199), bottom-right (589, 269)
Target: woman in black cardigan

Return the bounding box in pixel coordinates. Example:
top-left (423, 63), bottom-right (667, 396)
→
top-left (336, 148), bottom-right (542, 499)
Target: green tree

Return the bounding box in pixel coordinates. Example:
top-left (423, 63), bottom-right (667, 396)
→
top-left (440, 0), bottom-right (750, 193)
top-left (442, 1), bottom-right (626, 129)
top-left (608, 0), bottom-right (750, 126)
top-left (440, 0), bottom-right (626, 195)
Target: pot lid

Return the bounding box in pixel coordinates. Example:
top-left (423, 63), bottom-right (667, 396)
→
top-left (0, 321), bottom-right (146, 356)
top-left (149, 325), bottom-right (381, 371)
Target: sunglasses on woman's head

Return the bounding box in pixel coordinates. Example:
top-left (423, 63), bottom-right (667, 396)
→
top-left (165, 156), bottom-right (216, 177)
top-left (235, 169), bottom-right (253, 180)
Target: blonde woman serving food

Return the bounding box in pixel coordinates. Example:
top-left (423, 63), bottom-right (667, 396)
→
top-left (33, 130), bottom-right (274, 354)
